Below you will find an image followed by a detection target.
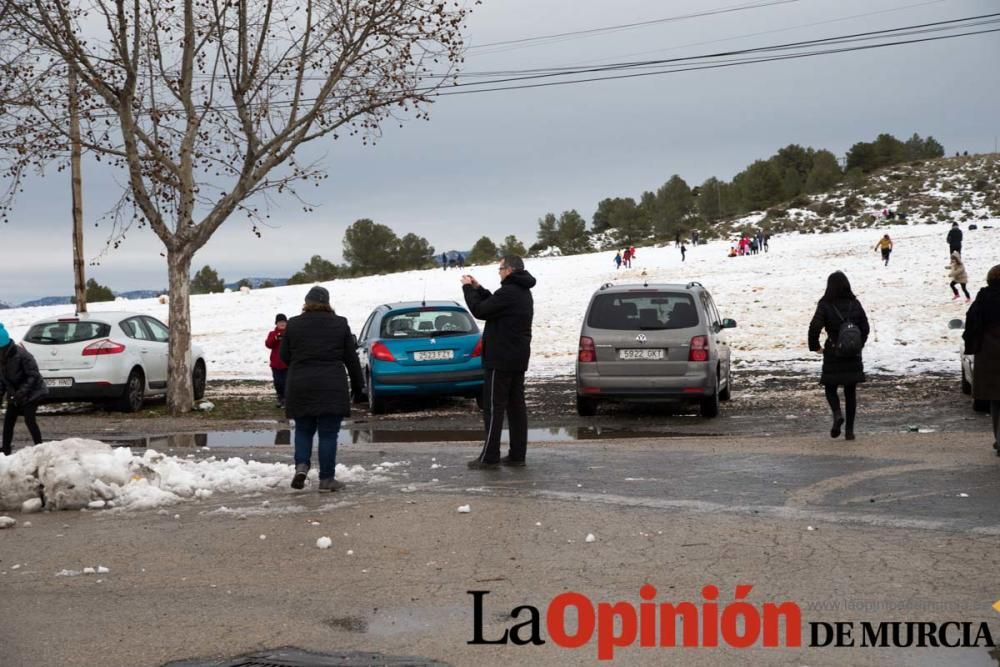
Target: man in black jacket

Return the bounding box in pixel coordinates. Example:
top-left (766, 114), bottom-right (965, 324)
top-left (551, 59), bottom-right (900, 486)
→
top-left (947, 222), bottom-right (963, 256)
top-left (462, 256), bottom-right (536, 469)
top-left (0, 324), bottom-right (48, 455)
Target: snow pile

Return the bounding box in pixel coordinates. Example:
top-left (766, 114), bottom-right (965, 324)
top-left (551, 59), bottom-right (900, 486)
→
top-left (0, 439), bottom-right (401, 512)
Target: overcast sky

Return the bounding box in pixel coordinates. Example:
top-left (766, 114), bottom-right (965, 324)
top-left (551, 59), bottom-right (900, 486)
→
top-left (2, 0), bottom-right (998, 303)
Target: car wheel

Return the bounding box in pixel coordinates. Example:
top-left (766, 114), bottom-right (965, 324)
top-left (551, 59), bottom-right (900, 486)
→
top-left (367, 370), bottom-right (387, 415)
top-left (118, 368), bottom-right (145, 413)
top-left (192, 361), bottom-right (207, 401)
top-left (961, 368), bottom-right (972, 395)
top-left (699, 391), bottom-right (720, 418)
top-left (973, 398), bottom-right (990, 413)
top-left (719, 370), bottom-right (732, 402)
top-left (576, 394), bottom-right (598, 417)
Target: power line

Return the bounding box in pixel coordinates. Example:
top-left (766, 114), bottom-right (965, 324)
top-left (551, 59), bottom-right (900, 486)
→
top-left (466, 0), bottom-right (802, 54)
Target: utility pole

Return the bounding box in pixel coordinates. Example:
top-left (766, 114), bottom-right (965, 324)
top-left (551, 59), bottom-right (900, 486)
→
top-left (68, 67), bottom-right (86, 313)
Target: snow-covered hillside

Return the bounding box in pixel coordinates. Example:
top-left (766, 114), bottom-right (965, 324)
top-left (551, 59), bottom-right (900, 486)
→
top-left (3, 222), bottom-right (998, 381)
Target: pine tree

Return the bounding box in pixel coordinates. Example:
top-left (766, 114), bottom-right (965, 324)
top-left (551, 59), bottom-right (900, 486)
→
top-left (467, 236), bottom-right (498, 264)
top-left (191, 266), bottom-right (225, 294)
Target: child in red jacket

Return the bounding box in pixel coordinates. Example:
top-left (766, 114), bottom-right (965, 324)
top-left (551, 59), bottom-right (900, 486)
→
top-left (265, 314), bottom-right (288, 408)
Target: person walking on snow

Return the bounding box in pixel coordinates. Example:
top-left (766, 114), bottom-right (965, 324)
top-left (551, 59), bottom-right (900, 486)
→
top-left (947, 222), bottom-right (963, 256)
top-left (808, 272), bottom-right (870, 442)
top-left (0, 323), bottom-right (47, 455)
top-left (874, 234), bottom-right (893, 266)
top-left (613, 251), bottom-right (622, 270)
top-left (462, 255), bottom-right (536, 469)
top-left (948, 252), bottom-right (971, 302)
top-left (622, 247), bottom-right (632, 269)
top-left (280, 286), bottom-right (364, 492)
top-left (963, 265), bottom-right (1000, 455)
top-left (680, 243), bottom-right (687, 262)
top-left (265, 313), bottom-right (289, 408)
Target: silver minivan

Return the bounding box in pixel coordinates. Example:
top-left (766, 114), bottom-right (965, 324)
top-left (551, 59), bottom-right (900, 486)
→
top-left (575, 282), bottom-right (736, 418)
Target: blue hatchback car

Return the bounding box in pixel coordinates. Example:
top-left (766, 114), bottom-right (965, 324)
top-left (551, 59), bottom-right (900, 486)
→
top-left (356, 301), bottom-right (484, 414)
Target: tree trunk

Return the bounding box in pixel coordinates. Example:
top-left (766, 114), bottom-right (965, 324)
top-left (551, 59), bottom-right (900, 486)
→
top-left (166, 249), bottom-right (194, 415)
top-left (69, 68), bottom-right (87, 313)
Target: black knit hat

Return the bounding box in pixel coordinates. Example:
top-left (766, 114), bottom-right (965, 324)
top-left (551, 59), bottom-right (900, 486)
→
top-left (304, 286), bottom-right (330, 305)
top-left (275, 313), bottom-right (287, 324)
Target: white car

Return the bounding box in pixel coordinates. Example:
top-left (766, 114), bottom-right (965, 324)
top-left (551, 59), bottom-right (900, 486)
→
top-left (20, 312), bottom-right (207, 412)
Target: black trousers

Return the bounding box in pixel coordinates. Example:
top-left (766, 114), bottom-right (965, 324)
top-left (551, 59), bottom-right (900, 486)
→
top-left (272, 368), bottom-right (288, 400)
top-left (477, 369), bottom-right (527, 463)
top-left (950, 281), bottom-right (970, 298)
top-left (3, 400), bottom-right (43, 455)
top-left (991, 401), bottom-right (1000, 448)
top-left (824, 383), bottom-right (857, 433)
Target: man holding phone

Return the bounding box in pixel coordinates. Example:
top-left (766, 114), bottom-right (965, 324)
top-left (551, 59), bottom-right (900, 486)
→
top-left (461, 255), bottom-right (536, 469)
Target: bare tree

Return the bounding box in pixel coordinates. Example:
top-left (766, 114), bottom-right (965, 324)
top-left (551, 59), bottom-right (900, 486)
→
top-left (0, 0), bottom-right (474, 414)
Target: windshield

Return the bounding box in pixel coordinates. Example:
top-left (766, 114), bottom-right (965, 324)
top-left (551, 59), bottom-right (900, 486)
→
top-left (24, 320), bottom-right (112, 345)
top-left (380, 309), bottom-right (476, 338)
top-left (587, 292), bottom-right (700, 331)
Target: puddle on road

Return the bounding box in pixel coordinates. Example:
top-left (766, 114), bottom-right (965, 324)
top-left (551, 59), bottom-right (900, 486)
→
top-left (105, 426), bottom-right (718, 449)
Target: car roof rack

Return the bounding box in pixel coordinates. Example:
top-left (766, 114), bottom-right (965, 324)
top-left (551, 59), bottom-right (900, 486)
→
top-left (599, 282), bottom-right (615, 291)
top-left (686, 281), bottom-right (703, 289)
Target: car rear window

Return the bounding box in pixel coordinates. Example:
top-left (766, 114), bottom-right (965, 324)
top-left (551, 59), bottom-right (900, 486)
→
top-left (380, 309), bottom-right (476, 338)
top-left (587, 292), bottom-right (700, 330)
top-left (24, 320), bottom-right (112, 344)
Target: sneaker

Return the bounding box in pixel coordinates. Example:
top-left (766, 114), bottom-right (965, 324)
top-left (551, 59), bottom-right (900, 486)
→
top-left (952, 294), bottom-right (960, 301)
top-left (318, 478), bottom-right (344, 493)
top-left (500, 455), bottom-right (526, 467)
top-left (467, 458), bottom-right (500, 470)
top-left (845, 432), bottom-right (856, 441)
top-left (965, 298), bottom-right (972, 304)
top-left (290, 463), bottom-right (309, 490)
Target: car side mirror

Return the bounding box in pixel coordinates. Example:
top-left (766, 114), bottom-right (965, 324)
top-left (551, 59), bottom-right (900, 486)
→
top-left (948, 318), bottom-right (964, 330)
top-left (721, 318), bottom-right (737, 329)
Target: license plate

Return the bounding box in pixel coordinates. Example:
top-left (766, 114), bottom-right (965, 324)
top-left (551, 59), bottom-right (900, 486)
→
top-left (47, 378), bottom-right (73, 388)
top-left (413, 350), bottom-right (454, 361)
top-left (618, 348), bottom-right (665, 360)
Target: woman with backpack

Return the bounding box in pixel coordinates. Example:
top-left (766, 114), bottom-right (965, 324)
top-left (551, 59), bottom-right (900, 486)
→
top-left (0, 323), bottom-right (47, 455)
top-left (808, 272), bottom-right (870, 441)
top-left (962, 264), bottom-right (1000, 455)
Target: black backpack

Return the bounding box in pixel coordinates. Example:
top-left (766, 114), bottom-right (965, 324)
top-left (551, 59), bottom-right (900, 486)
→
top-left (831, 303), bottom-right (863, 358)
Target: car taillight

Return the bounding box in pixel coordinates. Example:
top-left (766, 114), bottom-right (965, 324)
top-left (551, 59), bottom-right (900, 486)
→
top-left (83, 339), bottom-right (126, 356)
top-left (371, 341), bottom-right (396, 362)
top-left (471, 337), bottom-right (483, 357)
top-left (578, 336), bottom-right (596, 363)
top-left (688, 335), bottom-right (709, 362)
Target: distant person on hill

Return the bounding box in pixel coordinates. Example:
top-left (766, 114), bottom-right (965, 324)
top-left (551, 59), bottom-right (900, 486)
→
top-left (963, 264), bottom-right (1000, 455)
top-left (1, 323), bottom-right (47, 456)
top-left (622, 247), bottom-right (632, 269)
top-left (692, 230), bottom-right (700, 246)
top-left (728, 246), bottom-right (738, 258)
top-left (265, 313), bottom-right (289, 408)
top-left (874, 234), bottom-right (893, 266)
top-left (441, 252), bottom-right (448, 271)
top-left (614, 251), bottom-right (622, 270)
top-left (948, 251), bottom-right (971, 302)
top-left (675, 232), bottom-right (681, 247)
top-left (458, 253), bottom-right (465, 269)
top-left (947, 222), bottom-right (963, 256)
top-left (808, 272), bottom-right (870, 442)
top-left (763, 233), bottom-right (770, 252)
top-left (680, 243), bottom-right (687, 262)
top-left (629, 245), bottom-right (636, 262)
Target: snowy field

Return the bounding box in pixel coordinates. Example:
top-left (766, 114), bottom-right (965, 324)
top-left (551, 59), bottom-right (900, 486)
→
top-left (3, 221), bottom-right (999, 381)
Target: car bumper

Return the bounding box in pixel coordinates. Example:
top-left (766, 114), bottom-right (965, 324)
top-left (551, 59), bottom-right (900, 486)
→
top-left (576, 366), bottom-right (716, 401)
top-left (41, 381), bottom-right (126, 402)
top-left (372, 368), bottom-right (484, 395)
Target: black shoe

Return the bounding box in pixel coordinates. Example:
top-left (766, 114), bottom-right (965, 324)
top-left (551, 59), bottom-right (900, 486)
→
top-left (500, 455), bottom-right (526, 467)
top-left (845, 431), bottom-right (856, 441)
top-left (290, 463), bottom-right (309, 489)
top-left (318, 478), bottom-right (344, 493)
top-left (830, 415), bottom-right (845, 438)
top-left (467, 458), bottom-right (500, 470)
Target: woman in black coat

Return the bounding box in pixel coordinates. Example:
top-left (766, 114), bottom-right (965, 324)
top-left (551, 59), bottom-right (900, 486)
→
top-left (963, 264), bottom-right (1000, 454)
top-left (0, 324), bottom-right (48, 455)
top-left (808, 272), bottom-right (870, 441)
top-left (279, 287), bottom-right (363, 491)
